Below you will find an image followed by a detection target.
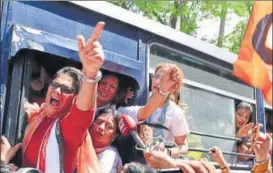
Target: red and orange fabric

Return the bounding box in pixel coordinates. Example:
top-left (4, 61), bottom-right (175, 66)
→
top-left (233, 1), bottom-right (272, 105)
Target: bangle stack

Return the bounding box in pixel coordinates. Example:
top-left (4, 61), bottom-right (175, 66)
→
top-left (82, 71), bottom-right (102, 84)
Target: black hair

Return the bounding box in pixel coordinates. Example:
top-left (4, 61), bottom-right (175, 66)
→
top-left (54, 67), bottom-right (82, 94)
top-left (122, 162), bottom-right (157, 173)
top-left (95, 105), bottom-right (121, 136)
top-left (236, 102), bottom-right (253, 114)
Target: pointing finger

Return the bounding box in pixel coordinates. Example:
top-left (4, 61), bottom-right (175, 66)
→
top-left (89, 22), bottom-right (105, 42)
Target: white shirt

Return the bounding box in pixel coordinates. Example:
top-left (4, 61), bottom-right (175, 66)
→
top-left (118, 101), bottom-right (190, 141)
top-left (97, 146), bottom-right (122, 173)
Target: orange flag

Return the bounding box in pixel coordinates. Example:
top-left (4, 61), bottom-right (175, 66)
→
top-left (233, 1), bottom-right (272, 105)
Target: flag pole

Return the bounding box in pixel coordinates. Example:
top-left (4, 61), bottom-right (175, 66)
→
top-left (255, 88), bottom-right (266, 133)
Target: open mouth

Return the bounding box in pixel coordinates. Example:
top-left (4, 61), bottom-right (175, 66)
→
top-left (152, 85), bottom-right (159, 90)
top-left (96, 131), bottom-right (104, 136)
top-left (100, 92), bottom-right (108, 97)
top-left (50, 97), bottom-right (61, 107)
top-left (238, 122), bottom-right (244, 126)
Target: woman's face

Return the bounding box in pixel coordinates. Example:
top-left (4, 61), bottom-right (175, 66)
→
top-left (90, 112), bottom-right (117, 148)
top-left (237, 142), bottom-right (253, 161)
top-left (44, 74), bottom-right (75, 117)
top-left (138, 124), bottom-right (153, 145)
top-left (151, 67), bottom-right (169, 94)
top-left (236, 108), bottom-right (251, 128)
top-left (97, 75), bottom-right (119, 106)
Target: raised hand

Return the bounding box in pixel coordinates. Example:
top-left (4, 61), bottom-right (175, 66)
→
top-left (77, 22), bottom-right (105, 78)
top-left (159, 66), bottom-right (180, 94)
top-left (0, 136), bottom-right (22, 164)
top-left (186, 160), bottom-right (216, 173)
top-left (251, 124), bottom-right (270, 162)
top-left (209, 146), bottom-right (229, 170)
top-left (144, 151), bottom-right (177, 169)
top-left (236, 122), bottom-right (254, 138)
top-left (24, 102), bottom-right (40, 122)
top-left (118, 115), bottom-right (137, 136)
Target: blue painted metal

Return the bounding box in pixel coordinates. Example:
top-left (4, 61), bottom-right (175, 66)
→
top-left (0, 1), bottom-right (267, 139)
top-left (255, 89), bottom-right (266, 133)
top-left (1, 1), bottom-right (150, 134)
top-left (1, 1), bottom-right (14, 134)
top-left (9, 24), bottom-right (143, 88)
top-left (4, 1), bottom-right (149, 94)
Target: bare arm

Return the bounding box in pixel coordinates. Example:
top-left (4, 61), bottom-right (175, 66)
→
top-left (60, 22), bottom-right (105, 148)
top-left (76, 22), bottom-right (105, 111)
top-left (137, 67), bottom-right (181, 121)
top-left (209, 146), bottom-right (230, 173)
top-left (137, 91), bottom-right (166, 121)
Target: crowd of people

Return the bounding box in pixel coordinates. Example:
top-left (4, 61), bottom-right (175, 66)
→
top-left (1, 21), bottom-right (272, 173)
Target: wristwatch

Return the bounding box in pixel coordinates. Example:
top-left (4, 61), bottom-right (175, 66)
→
top-left (83, 71), bottom-right (102, 83)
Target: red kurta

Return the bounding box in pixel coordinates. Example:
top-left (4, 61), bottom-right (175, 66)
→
top-left (23, 101), bottom-right (95, 173)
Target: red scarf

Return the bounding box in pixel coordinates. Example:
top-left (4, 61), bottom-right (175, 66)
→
top-left (22, 105), bottom-right (101, 173)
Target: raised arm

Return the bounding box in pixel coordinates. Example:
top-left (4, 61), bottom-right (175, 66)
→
top-left (60, 22), bottom-right (105, 146)
top-left (76, 22), bottom-right (105, 111)
top-left (137, 67), bottom-right (180, 121)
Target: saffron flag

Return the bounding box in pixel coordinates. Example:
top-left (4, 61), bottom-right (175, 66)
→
top-left (233, 1), bottom-right (272, 105)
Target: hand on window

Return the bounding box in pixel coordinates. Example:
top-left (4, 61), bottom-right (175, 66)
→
top-left (209, 146), bottom-right (228, 169)
top-left (78, 22), bottom-right (105, 78)
top-left (251, 124), bottom-right (270, 162)
top-left (144, 151), bottom-right (177, 169)
top-left (24, 101), bottom-right (40, 123)
top-left (0, 136), bottom-right (22, 164)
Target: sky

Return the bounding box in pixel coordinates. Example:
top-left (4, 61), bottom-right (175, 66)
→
top-left (196, 11), bottom-right (243, 41)
top-left (196, 10), bottom-right (242, 40)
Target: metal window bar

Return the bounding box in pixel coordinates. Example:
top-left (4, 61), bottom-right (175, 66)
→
top-left (190, 131), bottom-right (249, 143)
top-left (189, 131), bottom-right (255, 158)
top-left (188, 148), bottom-right (255, 158)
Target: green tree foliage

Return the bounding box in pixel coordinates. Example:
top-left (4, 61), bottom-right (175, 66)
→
top-left (200, 1), bottom-right (253, 50)
top-left (110, 1), bottom-right (201, 35)
top-left (111, 0), bottom-right (253, 54)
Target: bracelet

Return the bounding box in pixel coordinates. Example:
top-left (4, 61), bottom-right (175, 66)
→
top-left (255, 155), bottom-right (270, 164)
top-left (220, 166), bottom-right (228, 170)
top-left (82, 71), bottom-right (102, 84)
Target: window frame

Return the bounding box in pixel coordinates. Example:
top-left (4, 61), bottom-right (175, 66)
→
top-left (148, 42), bottom-right (258, 104)
top-left (147, 41), bottom-right (258, 170)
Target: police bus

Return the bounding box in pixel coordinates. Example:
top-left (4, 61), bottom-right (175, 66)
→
top-left (1, 1), bottom-right (272, 172)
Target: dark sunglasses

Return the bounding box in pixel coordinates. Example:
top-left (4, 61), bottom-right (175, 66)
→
top-left (50, 81), bottom-right (75, 94)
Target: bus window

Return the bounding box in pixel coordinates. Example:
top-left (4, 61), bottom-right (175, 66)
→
top-left (148, 43), bottom-right (257, 166)
top-left (265, 109), bottom-right (273, 133)
top-left (149, 44), bottom-right (255, 100)
top-left (3, 49), bottom-right (139, 143)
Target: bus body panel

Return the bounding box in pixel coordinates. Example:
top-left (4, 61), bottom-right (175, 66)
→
top-left (0, 1), bottom-right (269, 172)
top-left (1, 1), bottom-right (151, 122)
